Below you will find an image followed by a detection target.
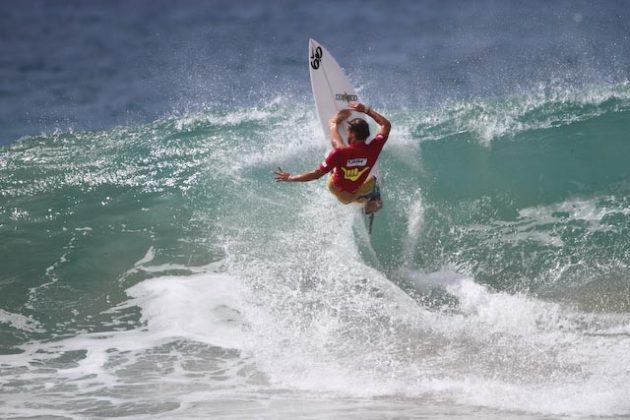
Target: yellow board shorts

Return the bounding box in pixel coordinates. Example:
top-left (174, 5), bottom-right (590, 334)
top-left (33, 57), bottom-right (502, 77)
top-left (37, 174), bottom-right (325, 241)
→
top-left (327, 175), bottom-right (376, 205)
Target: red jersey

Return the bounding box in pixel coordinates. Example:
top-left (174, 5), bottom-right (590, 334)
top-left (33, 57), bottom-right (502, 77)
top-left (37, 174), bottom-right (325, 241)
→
top-left (319, 133), bottom-right (388, 193)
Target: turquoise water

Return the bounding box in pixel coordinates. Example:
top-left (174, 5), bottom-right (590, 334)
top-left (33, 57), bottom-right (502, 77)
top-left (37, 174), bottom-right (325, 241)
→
top-left (2, 83), bottom-right (630, 418)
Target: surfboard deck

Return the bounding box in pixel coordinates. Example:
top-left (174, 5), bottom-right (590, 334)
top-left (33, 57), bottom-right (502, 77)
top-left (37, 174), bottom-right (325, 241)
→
top-left (308, 38), bottom-right (382, 233)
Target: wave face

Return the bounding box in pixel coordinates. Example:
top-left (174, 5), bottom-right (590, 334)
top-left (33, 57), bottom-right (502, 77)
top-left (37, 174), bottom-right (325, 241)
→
top-left (1, 82), bottom-right (630, 418)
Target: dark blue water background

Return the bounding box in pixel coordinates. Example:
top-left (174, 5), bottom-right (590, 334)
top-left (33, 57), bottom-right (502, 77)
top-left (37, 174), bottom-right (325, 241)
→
top-left (1, 0), bottom-right (629, 144)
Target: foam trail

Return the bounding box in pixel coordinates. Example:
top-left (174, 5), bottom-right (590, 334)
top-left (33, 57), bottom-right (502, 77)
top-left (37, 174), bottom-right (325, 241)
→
top-left (401, 190), bottom-right (425, 267)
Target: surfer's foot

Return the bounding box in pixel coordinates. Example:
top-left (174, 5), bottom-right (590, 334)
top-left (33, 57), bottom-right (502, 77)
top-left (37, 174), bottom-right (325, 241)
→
top-left (364, 199), bottom-right (382, 214)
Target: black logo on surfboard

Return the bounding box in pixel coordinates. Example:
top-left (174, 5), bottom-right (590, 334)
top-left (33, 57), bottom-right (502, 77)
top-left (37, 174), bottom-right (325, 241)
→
top-left (310, 46), bottom-right (323, 70)
top-left (336, 93), bottom-right (358, 102)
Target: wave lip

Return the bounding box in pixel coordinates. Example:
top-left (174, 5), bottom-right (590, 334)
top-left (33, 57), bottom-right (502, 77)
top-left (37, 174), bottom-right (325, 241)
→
top-left (412, 81), bottom-right (630, 145)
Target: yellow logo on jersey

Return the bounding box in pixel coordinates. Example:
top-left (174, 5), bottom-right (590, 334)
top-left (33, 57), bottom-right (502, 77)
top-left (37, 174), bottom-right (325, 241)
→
top-left (341, 166), bottom-right (369, 182)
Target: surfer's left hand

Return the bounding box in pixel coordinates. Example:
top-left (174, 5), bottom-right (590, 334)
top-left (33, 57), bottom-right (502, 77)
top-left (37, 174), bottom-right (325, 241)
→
top-left (274, 167), bottom-right (291, 182)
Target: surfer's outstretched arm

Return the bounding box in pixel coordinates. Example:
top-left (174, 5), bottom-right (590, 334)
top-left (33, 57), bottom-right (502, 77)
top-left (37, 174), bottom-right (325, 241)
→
top-left (274, 167), bottom-right (326, 183)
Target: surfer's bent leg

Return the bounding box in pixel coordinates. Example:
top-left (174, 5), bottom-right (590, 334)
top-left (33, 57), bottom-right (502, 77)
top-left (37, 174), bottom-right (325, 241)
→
top-left (327, 175), bottom-right (355, 204)
top-left (356, 177), bottom-right (382, 214)
top-left (327, 176), bottom-right (382, 213)
top-left (353, 177), bottom-right (378, 203)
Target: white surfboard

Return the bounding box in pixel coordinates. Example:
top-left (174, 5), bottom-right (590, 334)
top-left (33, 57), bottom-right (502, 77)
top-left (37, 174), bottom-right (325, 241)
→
top-left (308, 39), bottom-right (382, 232)
top-left (308, 38), bottom-right (361, 146)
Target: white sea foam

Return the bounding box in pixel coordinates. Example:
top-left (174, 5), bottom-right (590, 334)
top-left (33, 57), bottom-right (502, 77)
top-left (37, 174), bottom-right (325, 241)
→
top-left (409, 273), bottom-right (630, 416)
top-left (0, 309), bottom-right (44, 333)
top-left (124, 271), bottom-right (244, 349)
top-left (1, 267), bottom-right (252, 418)
top-left (401, 190), bottom-right (425, 266)
top-left (519, 195), bottom-right (630, 226)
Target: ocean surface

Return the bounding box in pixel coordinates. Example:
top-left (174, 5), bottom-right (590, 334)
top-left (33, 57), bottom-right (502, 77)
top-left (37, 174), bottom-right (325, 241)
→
top-left (2, 1), bottom-right (630, 419)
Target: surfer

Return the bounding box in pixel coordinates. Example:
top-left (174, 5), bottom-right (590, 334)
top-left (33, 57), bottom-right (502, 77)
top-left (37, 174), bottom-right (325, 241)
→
top-left (274, 101), bottom-right (391, 214)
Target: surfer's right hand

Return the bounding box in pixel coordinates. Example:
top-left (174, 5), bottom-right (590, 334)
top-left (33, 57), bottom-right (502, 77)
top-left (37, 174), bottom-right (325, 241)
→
top-left (348, 101), bottom-right (368, 113)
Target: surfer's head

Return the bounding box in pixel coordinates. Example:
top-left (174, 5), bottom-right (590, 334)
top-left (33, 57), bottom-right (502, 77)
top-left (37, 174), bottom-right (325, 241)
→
top-left (347, 118), bottom-right (370, 142)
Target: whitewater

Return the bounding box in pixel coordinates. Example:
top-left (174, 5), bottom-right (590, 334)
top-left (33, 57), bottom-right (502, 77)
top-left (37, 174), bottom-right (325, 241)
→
top-left (2, 81), bottom-right (630, 418)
